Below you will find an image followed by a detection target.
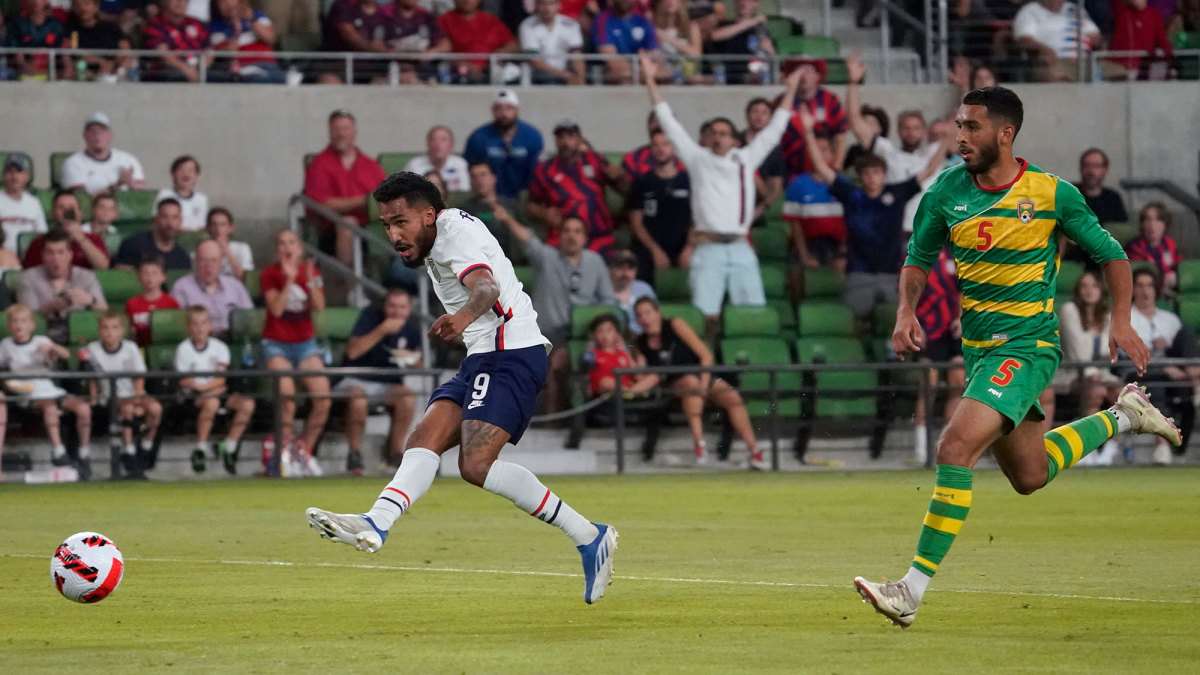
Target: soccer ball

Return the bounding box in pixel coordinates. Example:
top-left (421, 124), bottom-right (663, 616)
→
top-left (49, 532), bottom-right (124, 603)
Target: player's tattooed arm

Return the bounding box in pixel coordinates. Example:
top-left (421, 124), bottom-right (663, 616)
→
top-left (428, 268), bottom-right (501, 342)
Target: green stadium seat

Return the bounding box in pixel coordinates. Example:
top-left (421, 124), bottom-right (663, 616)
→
top-left (1177, 260), bottom-right (1200, 294)
top-left (767, 298), bottom-right (797, 333)
top-left (803, 267), bottom-right (843, 300)
top-left (654, 267), bottom-right (691, 303)
top-left (49, 151), bottom-right (72, 188)
top-left (93, 269), bottom-right (142, 307)
top-left (230, 308), bottom-right (266, 344)
top-left (795, 337), bottom-right (876, 417)
top-left (149, 308), bottom-right (189, 346)
top-left (570, 304), bottom-right (625, 339)
top-left (113, 218), bottom-right (154, 235)
top-left (165, 269), bottom-right (188, 288)
top-left (760, 264), bottom-right (787, 300)
top-left (823, 59), bottom-right (850, 85)
top-left (660, 303), bottom-right (704, 336)
top-left (1056, 260), bottom-right (1084, 295)
top-left (33, 187), bottom-right (90, 219)
top-left (145, 343), bottom-right (178, 371)
top-left (776, 35), bottom-right (839, 57)
top-left (1103, 221), bottom-right (1138, 245)
top-left (68, 309), bottom-right (104, 346)
top-left (376, 152), bottom-right (419, 176)
top-left (513, 265), bottom-right (533, 290)
top-left (722, 305), bottom-right (780, 337)
top-left (2, 269), bottom-right (19, 297)
top-left (243, 268), bottom-right (262, 302)
top-left (752, 226), bottom-right (790, 264)
top-left (314, 307), bottom-right (361, 341)
top-left (114, 189), bottom-right (158, 221)
top-left (303, 152), bottom-right (318, 172)
top-left (0, 151), bottom-right (33, 184)
top-left (719, 337), bottom-right (800, 417)
top-left (872, 301), bottom-right (899, 337)
top-left (366, 193), bottom-right (381, 226)
top-left (0, 311), bottom-right (47, 340)
top-left (102, 232), bottom-right (121, 257)
top-left (1179, 297), bottom-right (1200, 332)
top-left (765, 15), bottom-right (800, 43)
top-left (17, 231), bottom-right (37, 260)
top-left (798, 302), bottom-right (855, 337)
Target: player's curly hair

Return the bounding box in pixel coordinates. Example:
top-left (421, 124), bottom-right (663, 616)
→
top-left (962, 86), bottom-right (1024, 139)
top-left (372, 171), bottom-right (447, 213)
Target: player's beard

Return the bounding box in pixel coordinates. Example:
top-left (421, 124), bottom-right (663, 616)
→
top-left (964, 139), bottom-right (1000, 175)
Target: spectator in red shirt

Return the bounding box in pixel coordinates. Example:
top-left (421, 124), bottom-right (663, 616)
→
top-left (303, 109), bottom-right (387, 267)
top-left (1127, 201), bottom-right (1180, 296)
top-left (261, 229), bottom-right (330, 461)
top-left (143, 0), bottom-right (216, 82)
top-left (125, 257), bottom-right (180, 347)
top-left (776, 58), bottom-right (848, 180)
top-left (584, 313), bottom-right (657, 398)
top-left (437, 0), bottom-right (518, 83)
top-left (23, 190), bottom-right (111, 270)
top-left (528, 120), bottom-right (620, 256)
top-left (1109, 0), bottom-right (1173, 78)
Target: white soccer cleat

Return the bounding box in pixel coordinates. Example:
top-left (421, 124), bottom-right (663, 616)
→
top-left (854, 576), bottom-right (919, 628)
top-left (1113, 383), bottom-right (1182, 447)
top-left (305, 508), bottom-right (387, 553)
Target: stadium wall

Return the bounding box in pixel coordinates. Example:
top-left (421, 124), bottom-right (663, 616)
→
top-left (4, 82), bottom-right (1197, 228)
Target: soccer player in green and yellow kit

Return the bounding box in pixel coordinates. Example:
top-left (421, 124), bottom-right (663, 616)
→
top-left (853, 87), bottom-right (1182, 628)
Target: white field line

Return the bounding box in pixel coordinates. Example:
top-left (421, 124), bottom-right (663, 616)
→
top-left (5, 552), bottom-right (1196, 606)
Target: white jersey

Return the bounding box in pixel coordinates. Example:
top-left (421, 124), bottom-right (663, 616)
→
top-left (0, 190), bottom-right (48, 254)
top-left (155, 188), bottom-right (210, 231)
top-left (403, 155), bottom-right (471, 192)
top-left (87, 339), bottom-right (146, 400)
top-left (0, 335), bottom-right (66, 400)
top-left (424, 209), bottom-right (548, 356)
top-left (61, 148), bottom-right (146, 196)
top-left (174, 337), bottom-right (231, 390)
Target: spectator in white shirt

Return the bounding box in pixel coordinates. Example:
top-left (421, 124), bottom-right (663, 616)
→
top-left (640, 52), bottom-right (802, 331)
top-left (519, 0), bottom-right (586, 85)
top-left (61, 111), bottom-right (146, 197)
top-left (0, 153), bottom-right (48, 255)
top-left (403, 126), bottom-right (471, 193)
top-left (82, 194), bottom-right (118, 235)
top-left (155, 155), bottom-right (209, 231)
top-left (86, 311), bottom-right (162, 479)
top-left (1013, 0), bottom-right (1111, 81)
top-left (205, 207), bottom-right (254, 281)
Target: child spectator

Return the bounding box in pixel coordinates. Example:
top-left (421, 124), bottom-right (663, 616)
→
top-left (125, 256), bottom-right (180, 347)
top-left (782, 134), bottom-right (847, 272)
top-left (81, 193), bottom-right (118, 235)
top-left (584, 313), bottom-right (656, 398)
top-left (86, 311), bottom-right (161, 479)
top-left (1126, 201), bottom-right (1179, 296)
top-left (205, 207), bottom-right (253, 281)
top-left (174, 305), bottom-right (255, 474)
top-left (0, 303), bottom-right (93, 477)
top-left (0, 153), bottom-right (48, 252)
top-left (155, 155), bottom-right (209, 231)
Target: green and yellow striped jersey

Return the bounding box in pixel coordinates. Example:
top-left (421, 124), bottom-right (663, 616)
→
top-left (905, 160), bottom-right (1126, 354)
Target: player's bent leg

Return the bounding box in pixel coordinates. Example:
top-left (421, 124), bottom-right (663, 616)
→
top-left (992, 415), bottom-right (1054, 495)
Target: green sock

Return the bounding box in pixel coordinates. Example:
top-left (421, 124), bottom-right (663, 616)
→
top-left (1043, 411), bottom-right (1117, 484)
top-left (911, 464), bottom-right (973, 577)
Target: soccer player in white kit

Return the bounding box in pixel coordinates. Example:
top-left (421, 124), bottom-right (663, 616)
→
top-left (306, 172), bottom-right (618, 604)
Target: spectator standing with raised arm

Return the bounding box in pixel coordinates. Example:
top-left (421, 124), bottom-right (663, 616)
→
top-left (18, 229), bottom-right (107, 344)
top-left (304, 109), bottom-right (387, 268)
top-left (463, 90), bottom-right (544, 200)
top-left (743, 97), bottom-right (786, 222)
top-left (437, 0), bottom-right (518, 84)
top-left (527, 120), bottom-right (618, 256)
top-left (626, 129), bottom-right (691, 284)
top-left (61, 111), bottom-right (145, 197)
top-left (777, 58), bottom-right (847, 181)
top-left (143, 0), bottom-right (214, 83)
top-left (22, 190), bottom-right (110, 270)
top-left (798, 105), bottom-right (945, 320)
top-left (519, 0), bottom-right (586, 85)
top-left (641, 52), bottom-right (802, 333)
top-left (154, 155), bottom-right (208, 231)
top-left (0, 154), bottom-right (47, 252)
top-left (594, 0), bottom-right (658, 84)
top-left (404, 126), bottom-right (470, 193)
top-left (113, 198), bottom-right (191, 271)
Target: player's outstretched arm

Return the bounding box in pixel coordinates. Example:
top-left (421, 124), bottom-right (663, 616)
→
top-left (428, 267), bottom-right (500, 343)
top-left (1102, 258), bottom-right (1149, 375)
top-left (891, 265), bottom-right (928, 360)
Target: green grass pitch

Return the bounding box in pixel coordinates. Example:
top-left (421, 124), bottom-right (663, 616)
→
top-left (2, 468), bottom-right (1198, 672)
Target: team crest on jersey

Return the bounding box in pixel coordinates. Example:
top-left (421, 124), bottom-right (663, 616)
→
top-left (1017, 200), bottom-right (1035, 224)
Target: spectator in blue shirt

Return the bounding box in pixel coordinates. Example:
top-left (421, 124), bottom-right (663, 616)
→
top-left (593, 0), bottom-right (658, 83)
top-left (798, 105), bottom-right (944, 319)
top-left (463, 89), bottom-right (545, 200)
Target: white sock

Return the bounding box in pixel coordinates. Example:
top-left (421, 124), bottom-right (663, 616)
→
top-left (52, 444), bottom-right (67, 459)
top-left (1108, 406), bottom-right (1133, 433)
top-left (197, 441), bottom-right (210, 455)
top-left (483, 460), bottom-right (599, 546)
top-left (914, 424), bottom-right (928, 460)
top-left (901, 567), bottom-right (932, 601)
top-left (78, 445), bottom-right (91, 460)
top-left (366, 448), bottom-right (440, 531)
top-left (224, 438), bottom-right (238, 452)
top-left (123, 444), bottom-right (136, 456)
top-left (140, 438), bottom-right (154, 452)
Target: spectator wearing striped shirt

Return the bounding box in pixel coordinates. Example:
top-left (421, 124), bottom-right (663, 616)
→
top-left (776, 58), bottom-right (848, 181)
top-left (1126, 201), bottom-right (1180, 297)
top-left (527, 120), bottom-right (620, 257)
top-left (143, 0), bottom-right (214, 82)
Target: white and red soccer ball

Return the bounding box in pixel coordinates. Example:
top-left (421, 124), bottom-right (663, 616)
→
top-left (50, 532), bottom-right (124, 603)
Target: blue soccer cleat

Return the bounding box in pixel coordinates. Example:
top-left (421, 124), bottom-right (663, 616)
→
top-left (578, 523), bottom-right (618, 604)
top-left (305, 508), bottom-right (388, 553)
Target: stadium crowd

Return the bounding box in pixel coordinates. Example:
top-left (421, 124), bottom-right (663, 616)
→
top-left (0, 0), bottom-right (1196, 84)
top-left (0, 32), bottom-right (1196, 481)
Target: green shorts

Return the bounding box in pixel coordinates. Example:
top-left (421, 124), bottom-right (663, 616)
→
top-left (962, 341), bottom-right (1062, 429)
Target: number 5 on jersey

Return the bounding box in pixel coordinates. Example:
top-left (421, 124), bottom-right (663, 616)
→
top-left (990, 359), bottom-right (1022, 386)
top-left (976, 221), bottom-right (995, 251)
top-left (467, 373), bottom-right (490, 410)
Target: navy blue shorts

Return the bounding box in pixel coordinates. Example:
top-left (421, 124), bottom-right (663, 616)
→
top-left (429, 345), bottom-right (548, 445)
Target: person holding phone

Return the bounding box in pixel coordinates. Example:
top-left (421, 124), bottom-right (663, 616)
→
top-left (20, 190), bottom-right (110, 271)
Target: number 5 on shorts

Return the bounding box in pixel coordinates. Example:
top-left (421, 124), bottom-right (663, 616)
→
top-left (990, 359), bottom-right (1022, 386)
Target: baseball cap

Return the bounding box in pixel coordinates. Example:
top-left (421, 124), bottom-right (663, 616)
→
top-left (2, 152), bottom-right (32, 173)
top-left (607, 249), bottom-right (637, 268)
top-left (84, 110), bottom-right (111, 129)
top-left (553, 119), bottom-right (581, 135)
top-left (494, 89), bottom-right (520, 107)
